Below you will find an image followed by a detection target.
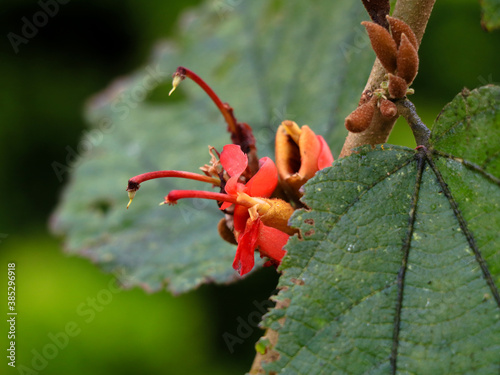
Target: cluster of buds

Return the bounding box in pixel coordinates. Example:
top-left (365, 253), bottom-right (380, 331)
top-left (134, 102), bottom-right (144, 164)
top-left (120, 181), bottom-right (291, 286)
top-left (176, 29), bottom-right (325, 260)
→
top-left (126, 67), bottom-right (333, 276)
top-left (345, 16), bottom-right (419, 133)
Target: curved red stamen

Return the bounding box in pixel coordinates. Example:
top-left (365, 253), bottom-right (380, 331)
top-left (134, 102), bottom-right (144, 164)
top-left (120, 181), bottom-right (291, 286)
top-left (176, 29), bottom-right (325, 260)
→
top-left (176, 67), bottom-right (237, 134)
top-left (128, 171), bottom-right (220, 192)
top-left (165, 190), bottom-right (240, 206)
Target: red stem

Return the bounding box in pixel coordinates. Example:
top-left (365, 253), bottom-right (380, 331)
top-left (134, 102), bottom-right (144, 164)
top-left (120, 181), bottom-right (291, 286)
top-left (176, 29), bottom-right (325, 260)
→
top-left (178, 66), bottom-right (238, 134)
top-left (128, 170), bottom-right (220, 191)
top-left (165, 190), bottom-right (240, 206)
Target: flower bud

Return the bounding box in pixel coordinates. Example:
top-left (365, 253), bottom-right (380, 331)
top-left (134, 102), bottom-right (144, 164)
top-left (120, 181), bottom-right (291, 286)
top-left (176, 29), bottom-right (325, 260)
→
top-left (379, 99), bottom-right (398, 119)
top-left (345, 96), bottom-right (377, 133)
top-left (388, 73), bottom-right (408, 99)
top-left (218, 218), bottom-right (237, 245)
top-left (362, 21), bottom-right (398, 74)
top-left (396, 33), bottom-right (419, 84)
top-left (387, 16), bottom-right (418, 50)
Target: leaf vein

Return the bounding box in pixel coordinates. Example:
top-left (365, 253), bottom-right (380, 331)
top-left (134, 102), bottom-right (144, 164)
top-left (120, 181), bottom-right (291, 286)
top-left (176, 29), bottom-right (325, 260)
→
top-left (426, 152), bottom-right (500, 308)
top-left (431, 149), bottom-right (500, 186)
top-left (390, 150), bottom-right (426, 374)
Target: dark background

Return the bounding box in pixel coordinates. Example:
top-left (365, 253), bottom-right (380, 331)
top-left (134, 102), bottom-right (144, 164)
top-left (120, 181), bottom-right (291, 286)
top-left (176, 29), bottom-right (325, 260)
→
top-left (0, 0), bottom-right (499, 374)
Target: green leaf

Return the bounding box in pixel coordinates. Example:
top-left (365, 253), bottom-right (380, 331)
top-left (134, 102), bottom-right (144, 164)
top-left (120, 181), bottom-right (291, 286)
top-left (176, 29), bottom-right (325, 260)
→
top-left (263, 86), bottom-right (500, 374)
top-left (50, 1), bottom-right (373, 294)
top-left (481, 0), bottom-right (500, 31)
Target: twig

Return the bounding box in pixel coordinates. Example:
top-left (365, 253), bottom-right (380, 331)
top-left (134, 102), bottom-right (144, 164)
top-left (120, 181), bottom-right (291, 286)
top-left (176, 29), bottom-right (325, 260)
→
top-left (395, 99), bottom-right (430, 147)
top-left (339, 0), bottom-right (436, 157)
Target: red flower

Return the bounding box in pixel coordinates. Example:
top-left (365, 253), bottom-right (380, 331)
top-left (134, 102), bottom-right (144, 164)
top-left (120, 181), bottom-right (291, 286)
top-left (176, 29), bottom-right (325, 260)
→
top-left (217, 144), bottom-right (288, 275)
top-left (126, 67), bottom-right (334, 277)
top-left (127, 144), bottom-right (294, 276)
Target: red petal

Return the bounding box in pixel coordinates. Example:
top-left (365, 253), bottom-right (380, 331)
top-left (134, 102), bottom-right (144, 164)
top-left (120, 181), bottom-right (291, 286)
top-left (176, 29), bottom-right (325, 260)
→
top-left (220, 201), bottom-right (233, 210)
top-left (224, 175), bottom-right (242, 197)
top-left (232, 218), bottom-right (260, 276)
top-left (245, 157), bottom-right (278, 198)
top-left (316, 135), bottom-right (334, 170)
top-left (220, 144), bottom-right (248, 177)
top-left (256, 225), bottom-right (288, 264)
top-left (233, 205), bottom-right (249, 235)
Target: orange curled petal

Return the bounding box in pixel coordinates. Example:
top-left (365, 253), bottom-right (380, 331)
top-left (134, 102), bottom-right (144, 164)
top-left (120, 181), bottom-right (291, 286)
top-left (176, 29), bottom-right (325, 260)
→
top-left (297, 125), bottom-right (322, 181)
top-left (275, 122), bottom-right (301, 181)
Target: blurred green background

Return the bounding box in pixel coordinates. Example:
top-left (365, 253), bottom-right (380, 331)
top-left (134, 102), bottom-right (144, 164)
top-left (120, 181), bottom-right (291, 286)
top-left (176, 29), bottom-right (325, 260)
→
top-left (0, 0), bottom-right (498, 374)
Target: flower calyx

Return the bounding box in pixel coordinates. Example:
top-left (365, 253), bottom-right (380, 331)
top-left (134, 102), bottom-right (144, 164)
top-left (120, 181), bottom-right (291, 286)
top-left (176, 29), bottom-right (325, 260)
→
top-left (275, 120), bottom-right (334, 204)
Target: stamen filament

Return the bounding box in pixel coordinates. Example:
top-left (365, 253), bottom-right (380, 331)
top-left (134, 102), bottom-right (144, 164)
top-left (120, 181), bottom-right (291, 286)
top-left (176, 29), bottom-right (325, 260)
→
top-left (128, 170), bottom-right (220, 188)
top-left (165, 190), bottom-right (239, 206)
top-left (173, 66), bottom-right (238, 134)
top-left (164, 190), bottom-right (264, 210)
top-left (126, 171), bottom-right (220, 209)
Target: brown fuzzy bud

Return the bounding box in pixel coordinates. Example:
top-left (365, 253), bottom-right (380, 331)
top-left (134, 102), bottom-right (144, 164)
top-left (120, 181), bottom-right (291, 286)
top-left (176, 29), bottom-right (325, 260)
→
top-left (362, 21), bottom-right (398, 74)
top-left (397, 33), bottom-right (419, 84)
top-left (379, 99), bottom-right (398, 119)
top-left (387, 16), bottom-right (419, 50)
top-left (217, 218), bottom-right (237, 245)
top-left (345, 96), bottom-right (377, 133)
top-left (388, 74), bottom-right (408, 99)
